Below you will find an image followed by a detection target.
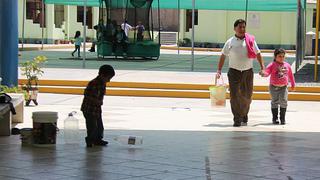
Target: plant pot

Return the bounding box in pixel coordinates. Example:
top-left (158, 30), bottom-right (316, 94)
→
top-left (23, 87), bottom-right (39, 106)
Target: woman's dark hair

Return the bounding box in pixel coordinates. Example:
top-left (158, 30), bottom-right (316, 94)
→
top-left (234, 19), bottom-right (246, 28)
top-left (74, 31), bottom-right (81, 38)
top-left (99, 64), bottom-right (115, 78)
top-left (273, 48), bottom-right (286, 61)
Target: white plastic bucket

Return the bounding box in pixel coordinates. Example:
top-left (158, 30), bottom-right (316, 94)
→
top-left (209, 76), bottom-right (226, 107)
top-left (32, 111), bottom-right (58, 146)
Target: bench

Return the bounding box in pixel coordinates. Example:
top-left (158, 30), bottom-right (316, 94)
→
top-left (0, 94), bottom-right (24, 136)
top-left (9, 93), bottom-right (24, 123)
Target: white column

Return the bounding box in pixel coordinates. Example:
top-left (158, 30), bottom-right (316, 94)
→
top-left (92, 7), bottom-right (100, 38)
top-left (65, 5), bottom-right (70, 40)
top-left (179, 10), bottom-right (186, 41)
top-left (191, 0), bottom-right (195, 71)
top-left (83, 0), bottom-right (87, 68)
top-left (46, 4), bottom-right (55, 43)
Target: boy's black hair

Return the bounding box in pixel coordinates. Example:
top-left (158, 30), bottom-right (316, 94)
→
top-left (99, 64), bottom-right (115, 78)
top-left (273, 48), bottom-right (286, 61)
top-left (74, 31), bottom-right (81, 38)
top-left (234, 19), bottom-right (246, 28)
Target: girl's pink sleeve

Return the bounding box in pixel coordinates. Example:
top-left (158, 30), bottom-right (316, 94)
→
top-left (264, 63), bottom-right (273, 77)
top-left (287, 64), bottom-right (296, 87)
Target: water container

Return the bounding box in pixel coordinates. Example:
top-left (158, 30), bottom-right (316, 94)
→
top-left (20, 128), bottom-right (33, 145)
top-left (209, 76), bottom-right (226, 107)
top-left (114, 135), bottom-right (143, 145)
top-left (32, 111), bottom-right (58, 146)
top-left (64, 111), bottom-right (79, 144)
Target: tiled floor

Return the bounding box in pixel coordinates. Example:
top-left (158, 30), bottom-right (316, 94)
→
top-left (1, 94), bottom-right (320, 180)
top-left (1, 130), bottom-right (320, 180)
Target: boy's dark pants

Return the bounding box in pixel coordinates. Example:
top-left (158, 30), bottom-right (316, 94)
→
top-left (83, 112), bottom-right (104, 143)
top-left (227, 68), bottom-right (254, 123)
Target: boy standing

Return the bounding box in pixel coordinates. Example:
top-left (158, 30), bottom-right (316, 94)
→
top-left (81, 65), bottom-right (115, 147)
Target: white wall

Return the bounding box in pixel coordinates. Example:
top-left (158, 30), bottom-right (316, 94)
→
top-left (181, 10), bottom-right (297, 46)
top-left (18, 2), bottom-right (99, 42)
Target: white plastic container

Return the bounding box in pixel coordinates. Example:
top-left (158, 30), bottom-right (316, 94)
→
top-left (64, 111), bottom-right (79, 144)
top-left (20, 128), bottom-right (33, 145)
top-left (114, 135), bottom-right (143, 145)
top-left (32, 111), bottom-right (58, 146)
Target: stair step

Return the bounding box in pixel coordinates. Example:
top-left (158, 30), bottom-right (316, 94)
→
top-left (34, 86), bottom-right (320, 101)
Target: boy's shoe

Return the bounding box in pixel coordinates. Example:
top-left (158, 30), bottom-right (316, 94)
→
top-left (85, 137), bottom-right (93, 148)
top-left (272, 108), bottom-right (280, 124)
top-left (233, 121), bottom-right (241, 127)
top-left (71, 53), bottom-right (74, 57)
top-left (94, 140), bottom-right (108, 146)
top-left (280, 108), bottom-right (286, 125)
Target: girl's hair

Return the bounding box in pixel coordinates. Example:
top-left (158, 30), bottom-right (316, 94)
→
top-left (273, 48), bottom-right (286, 61)
top-left (74, 31), bottom-right (81, 38)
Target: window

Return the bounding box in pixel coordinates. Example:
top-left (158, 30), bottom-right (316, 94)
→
top-left (77, 6), bottom-right (93, 29)
top-left (54, 5), bottom-right (64, 28)
top-left (26, 0), bottom-right (45, 27)
top-left (186, 9), bottom-right (198, 32)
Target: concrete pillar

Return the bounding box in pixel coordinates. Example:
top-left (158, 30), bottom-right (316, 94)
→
top-left (69, 6), bottom-right (78, 38)
top-left (92, 7), bottom-right (100, 39)
top-left (46, 4), bottom-right (55, 43)
top-left (0, 0), bottom-right (18, 86)
top-left (179, 10), bottom-right (186, 40)
top-left (65, 5), bottom-right (70, 40)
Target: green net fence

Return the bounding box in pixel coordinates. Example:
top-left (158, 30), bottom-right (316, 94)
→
top-left (44, 0), bottom-right (306, 12)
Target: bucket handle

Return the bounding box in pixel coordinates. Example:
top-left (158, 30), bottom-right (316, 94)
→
top-left (51, 123), bottom-right (60, 132)
top-left (215, 75), bottom-right (225, 86)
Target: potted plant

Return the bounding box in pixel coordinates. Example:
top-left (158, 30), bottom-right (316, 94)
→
top-left (0, 85), bottom-right (24, 94)
top-left (20, 56), bottom-right (47, 106)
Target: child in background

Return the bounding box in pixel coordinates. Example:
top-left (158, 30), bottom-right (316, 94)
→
top-left (112, 25), bottom-right (128, 55)
top-left (72, 31), bottom-right (82, 58)
top-left (136, 21), bottom-right (145, 41)
top-left (261, 48), bottom-right (295, 125)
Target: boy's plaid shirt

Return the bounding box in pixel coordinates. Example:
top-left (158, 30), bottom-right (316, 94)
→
top-left (81, 77), bottom-right (106, 116)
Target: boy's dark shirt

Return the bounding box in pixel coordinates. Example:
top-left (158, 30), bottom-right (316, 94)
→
top-left (81, 77), bottom-right (106, 117)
